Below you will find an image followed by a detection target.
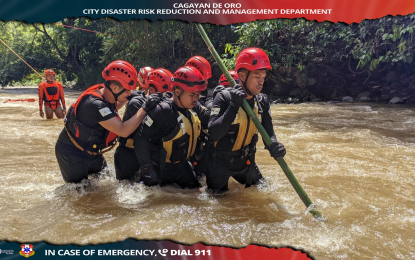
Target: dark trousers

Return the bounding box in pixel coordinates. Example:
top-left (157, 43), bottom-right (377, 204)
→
top-left (206, 151), bottom-right (263, 193)
top-left (55, 141), bottom-right (107, 183)
top-left (190, 136), bottom-right (211, 178)
top-left (114, 145), bottom-right (140, 181)
top-left (115, 145), bottom-right (200, 189)
top-left (157, 161), bottom-right (201, 189)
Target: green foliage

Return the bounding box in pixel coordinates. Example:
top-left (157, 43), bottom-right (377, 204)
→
top-left (0, 18), bottom-right (106, 87)
top-left (0, 21), bottom-right (54, 86)
top-left (350, 15), bottom-right (415, 70)
top-left (98, 20), bottom-right (238, 88)
top-left (2, 16), bottom-right (415, 88)
top-left (222, 16), bottom-right (415, 78)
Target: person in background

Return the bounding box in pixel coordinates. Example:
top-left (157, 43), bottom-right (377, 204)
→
top-left (38, 69), bottom-right (66, 119)
top-left (205, 70), bottom-right (240, 110)
top-left (185, 56), bottom-right (213, 177)
top-left (127, 66), bottom-right (155, 101)
top-left (191, 70), bottom-right (241, 177)
top-left (137, 66), bottom-right (154, 96)
top-left (185, 56), bottom-right (212, 106)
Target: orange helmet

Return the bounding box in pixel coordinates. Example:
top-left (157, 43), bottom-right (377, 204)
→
top-left (45, 69), bottom-right (55, 75)
top-left (102, 60), bottom-right (138, 90)
top-left (147, 68), bottom-right (173, 93)
top-left (138, 66), bottom-right (154, 89)
top-left (185, 56), bottom-right (212, 79)
top-left (172, 66), bottom-right (206, 92)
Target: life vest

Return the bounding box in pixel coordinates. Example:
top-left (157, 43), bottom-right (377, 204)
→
top-left (40, 81), bottom-right (61, 105)
top-left (162, 108), bottom-right (201, 164)
top-left (64, 84), bottom-right (118, 155)
top-left (214, 94), bottom-right (263, 152)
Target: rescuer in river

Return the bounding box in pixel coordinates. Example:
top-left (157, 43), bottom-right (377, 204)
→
top-left (38, 69), bottom-right (66, 119)
top-left (114, 68), bottom-right (173, 181)
top-left (206, 47), bottom-right (286, 193)
top-left (55, 60), bottom-right (162, 184)
top-left (133, 66), bottom-right (210, 188)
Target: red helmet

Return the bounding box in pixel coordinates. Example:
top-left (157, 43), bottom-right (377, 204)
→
top-left (172, 66), bottom-right (206, 92)
top-left (102, 60), bottom-right (138, 90)
top-left (235, 47), bottom-right (271, 72)
top-left (147, 68), bottom-right (173, 93)
top-left (45, 69), bottom-right (55, 75)
top-left (219, 70), bottom-right (239, 86)
top-left (185, 56), bottom-right (212, 79)
top-left (138, 66), bottom-right (154, 89)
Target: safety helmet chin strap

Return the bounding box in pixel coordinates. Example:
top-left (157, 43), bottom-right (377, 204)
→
top-left (239, 71), bottom-right (253, 96)
top-left (174, 86), bottom-right (186, 108)
top-left (105, 81), bottom-right (127, 102)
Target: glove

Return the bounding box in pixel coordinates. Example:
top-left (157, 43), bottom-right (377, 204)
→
top-left (268, 141), bottom-right (286, 159)
top-left (229, 84), bottom-right (247, 107)
top-left (213, 85), bottom-right (225, 100)
top-left (163, 91), bottom-right (173, 99)
top-left (142, 92), bottom-right (163, 112)
top-left (139, 164), bottom-right (158, 186)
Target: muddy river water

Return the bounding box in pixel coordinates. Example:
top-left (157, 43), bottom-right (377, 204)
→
top-left (1, 86), bottom-right (414, 259)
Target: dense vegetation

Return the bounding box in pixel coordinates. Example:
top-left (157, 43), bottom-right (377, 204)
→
top-left (2, 15), bottom-right (415, 101)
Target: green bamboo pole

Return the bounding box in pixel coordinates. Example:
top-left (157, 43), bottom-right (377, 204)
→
top-left (195, 23), bottom-right (323, 219)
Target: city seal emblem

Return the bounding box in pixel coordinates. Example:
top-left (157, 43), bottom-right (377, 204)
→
top-left (19, 244), bottom-right (35, 258)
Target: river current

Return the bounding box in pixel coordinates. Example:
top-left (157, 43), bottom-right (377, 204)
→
top-left (1, 86), bottom-right (414, 259)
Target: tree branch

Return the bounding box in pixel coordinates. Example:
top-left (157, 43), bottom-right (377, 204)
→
top-left (32, 23), bottom-right (71, 66)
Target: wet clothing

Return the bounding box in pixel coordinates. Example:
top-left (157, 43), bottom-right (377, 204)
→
top-left (55, 84), bottom-right (119, 183)
top-left (38, 81), bottom-right (66, 110)
top-left (114, 94), bottom-right (147, 180)
top-left (131, 99), bottom-right (210, 188)
top-left (190, 86), bottom-right (227, 176)
top-left (207, 89), bottom-right (277, 192)
top-left (115, 92), bottom-right (174, 180)
top-left (55, 143), bottom-right (107, 183)
top-left (189, 101), bottom-right (211, 177)
top-left (127, 89), bottom-right (146, 101)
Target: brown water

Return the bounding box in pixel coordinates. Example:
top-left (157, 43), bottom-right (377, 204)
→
top-left (1, 86), bottom-right (415, 259)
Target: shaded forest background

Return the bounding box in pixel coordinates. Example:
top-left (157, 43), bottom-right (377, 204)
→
top-left (2, 15), bottom-right (415, 102)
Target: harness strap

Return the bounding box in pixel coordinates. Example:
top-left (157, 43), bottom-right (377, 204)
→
top-left (64, 122), bottom-right (117, 156)
top-left (245, 134), bottom-right (258, 187)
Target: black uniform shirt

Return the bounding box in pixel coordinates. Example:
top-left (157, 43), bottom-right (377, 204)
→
top-left (58, 94), bottom-right (118, 148)
top-left (134, 99), bottom-right (210, 166)
top-left (208, 90), bottom-right (277, 143)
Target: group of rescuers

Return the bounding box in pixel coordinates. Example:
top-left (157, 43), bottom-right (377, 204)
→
top-left (46, 47), bottom-right (286, 193)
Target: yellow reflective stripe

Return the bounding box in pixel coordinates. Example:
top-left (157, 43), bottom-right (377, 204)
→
top-left (163, 129), bottom-right (182, 163)
top-left (232, 106), bottom-right (247, 151)
top-left (187, 110), bottom-right (201, 158)
top-left (231, 101), bottom-right (261, 151)
top-left (163, 111), bottom-right (201, 163)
